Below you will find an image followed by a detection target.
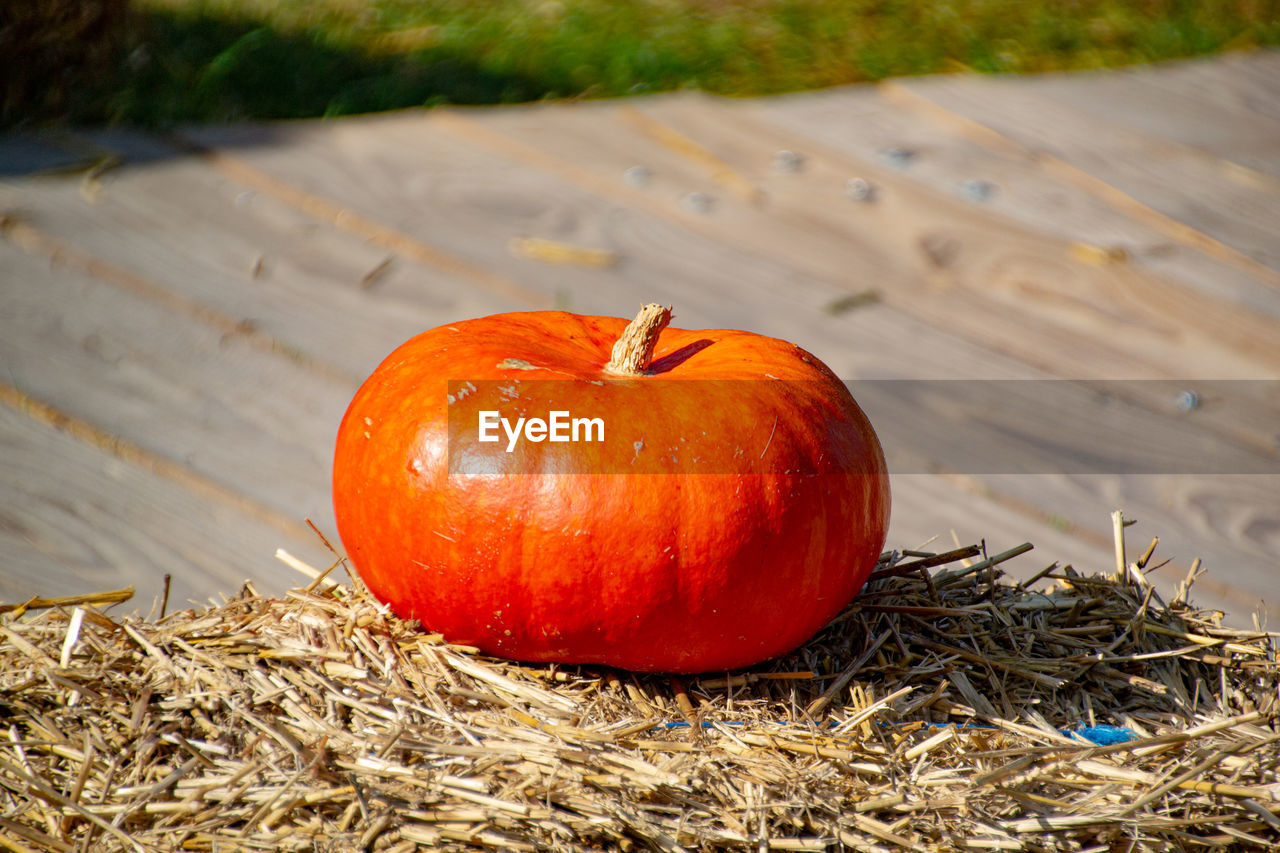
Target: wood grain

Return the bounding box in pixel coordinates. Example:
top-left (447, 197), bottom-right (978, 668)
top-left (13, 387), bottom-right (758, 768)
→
top-left (0, 143), bottom-right (512, 384)
top-left (637, 95), bottom-right (1280, 374)
top-left (0, 53), bottom-right (1276, 629)
top-left (885, 473), bottom-right (1267, 627)
top-left (440, 96), bottom-right (1280, 380)
top-left (422, 90), bottom-right (1280, 624)
top-left (1001, 52), bottom-right (1280, 176)
top-left (0, 402), bottom-right (326, 610)
top-left (175, 110), bottom-right (1029, 375)
top-left (748, 84), bottom-right (1280, 322)
top-left (435, 94), bottom-right (1280, 453)
top-left (0, 241), bottom-right (349, 525)
top-left (889, 71), bottom-right (1280, 283)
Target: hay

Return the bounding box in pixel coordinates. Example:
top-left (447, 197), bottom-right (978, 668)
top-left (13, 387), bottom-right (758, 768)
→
top-left (2, 525), bottom-right (1278, 852)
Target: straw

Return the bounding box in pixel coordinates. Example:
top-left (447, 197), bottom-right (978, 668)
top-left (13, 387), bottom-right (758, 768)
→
top-left (1, 526), bottom-right (1276, 850)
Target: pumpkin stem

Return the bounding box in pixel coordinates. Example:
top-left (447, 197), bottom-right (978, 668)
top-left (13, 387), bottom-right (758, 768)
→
top-left (604, 303), bottom-right (672, 376)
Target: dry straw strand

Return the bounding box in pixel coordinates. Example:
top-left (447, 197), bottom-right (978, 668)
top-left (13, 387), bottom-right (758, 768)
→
top-left (0, 527), bottom-right (1277, 850)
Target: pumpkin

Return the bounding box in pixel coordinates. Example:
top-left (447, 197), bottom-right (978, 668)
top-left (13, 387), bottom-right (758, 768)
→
top-left (332, 304), bottom-right (889, 673)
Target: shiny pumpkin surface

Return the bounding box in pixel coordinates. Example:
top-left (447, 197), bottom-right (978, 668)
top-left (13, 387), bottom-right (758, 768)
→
top-left (332, 309), bottom-right (889, 672)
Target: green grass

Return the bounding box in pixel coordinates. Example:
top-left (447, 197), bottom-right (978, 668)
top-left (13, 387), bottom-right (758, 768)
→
top-left (22, 0), bottom-right (1280, 126)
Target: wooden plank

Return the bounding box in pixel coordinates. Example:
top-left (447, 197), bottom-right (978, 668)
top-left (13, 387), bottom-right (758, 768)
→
top-left (0, 240), bottom-right (350, 528)
top-left (183, 98), bottom-right (1280, 613)
top-left (189, 103), bottom-right (1277, 441)
top-left (0, 134), bottom-right (515, 385)
top-left (420, 94), bottom-right (1280, 625)
top-left (954, 473), bottom-right (1279, 624)
top-left (890, 65), bottom-right (1280, 281)
top-left (0, 401), bottom-right (326, 610)
top-left (173, 110), bottom-right (1034, 378)
top-left (746, 84), bottom-right (1280, 323)
top-left (184, 117), bottom-right (611, 313)
top-left (448, 95), bottom-right (1280, 382)
top-left (625, 97), bottom-right (1280, 443)
top-left (189, 99), bottom-right (1278, 391)
top-left (1009, 51), bottom-right (1280, 176)
top-left (887, 474), bottom-right (1268, 627)
top-left (3, 69), bottom-right (1275, 628)
top-left (441, 93), bottom-right (1280, 455)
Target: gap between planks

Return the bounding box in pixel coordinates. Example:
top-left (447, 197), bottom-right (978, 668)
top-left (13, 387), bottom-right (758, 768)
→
top-left (41, 110), bottom-right (1280, 451)
top-left (425, 95), bottom-right (1280, 458)
top-left (64, 108), bottom-right (1280, 464)
top-left (0, 213), bottom-right (361, 388)
top-left (163, 132), bottom-right (552, 310)
top-left (878, 79), bottom-right (1280, 293)
top-left (430, 99), bottom-right (1280, 380)
top-left (0, 380), bottom-right (318, 548)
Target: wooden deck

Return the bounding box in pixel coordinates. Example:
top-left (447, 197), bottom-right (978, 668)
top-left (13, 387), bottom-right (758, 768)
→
top-left (2, 51), bottom-right (1278, 627)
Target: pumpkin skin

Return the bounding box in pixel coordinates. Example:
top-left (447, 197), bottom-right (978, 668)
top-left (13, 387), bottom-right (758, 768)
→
top-left (332, 308), bottom-right (889, 673)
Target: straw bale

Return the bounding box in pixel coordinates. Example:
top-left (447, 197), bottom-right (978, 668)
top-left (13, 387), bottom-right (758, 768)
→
top-left (1, 526), bottom-right (1277, 851)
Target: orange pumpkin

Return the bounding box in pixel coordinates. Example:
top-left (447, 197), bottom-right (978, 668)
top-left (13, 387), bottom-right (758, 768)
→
top-left (332, 305), bottom-right (889, 672)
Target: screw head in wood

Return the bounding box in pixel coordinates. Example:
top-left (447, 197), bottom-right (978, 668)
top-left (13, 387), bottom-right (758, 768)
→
top-left (623, 165), bottom-right (653, 188)
top-left (879, 147), bottom-right (916, 168)
top-left (845, 178), bottom-right (875, 202)
top-left (680, 192), bottom-right (713, 214)
top-left (958, 179), bottom-right (996, 202)
top-left (772, 150), bottom-right (805, 173)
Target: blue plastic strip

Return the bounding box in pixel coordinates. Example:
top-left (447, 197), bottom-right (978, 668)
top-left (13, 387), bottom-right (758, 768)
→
top-left (1063, 725), bottom-right (1137, 745)
top-left (651, 720), bottom-right (1138, 744)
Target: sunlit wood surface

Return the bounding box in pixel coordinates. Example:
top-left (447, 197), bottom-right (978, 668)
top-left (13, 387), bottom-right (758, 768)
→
top-left (2, 51), bottom-right (1277, 627)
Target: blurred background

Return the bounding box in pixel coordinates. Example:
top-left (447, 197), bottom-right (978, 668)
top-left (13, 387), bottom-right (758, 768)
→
top-left (2, 1), bottom-right (1278, 630)
top-left (5, 0), bottom-right (1278, 127)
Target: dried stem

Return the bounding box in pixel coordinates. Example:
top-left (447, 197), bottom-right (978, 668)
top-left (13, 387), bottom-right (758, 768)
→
top-left (604, 303), bottom-right (672, 376)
